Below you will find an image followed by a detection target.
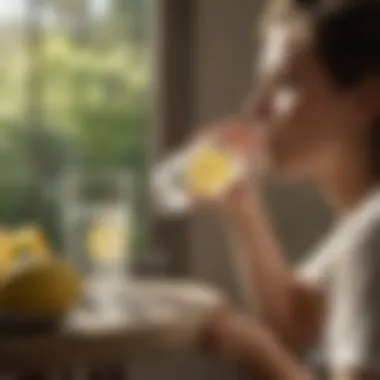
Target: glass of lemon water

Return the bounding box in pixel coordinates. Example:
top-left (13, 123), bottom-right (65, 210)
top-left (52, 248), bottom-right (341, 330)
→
top-left (152, 123), bottom-right (253, 216)
top-left (61, 170), bottom-right (132, 316)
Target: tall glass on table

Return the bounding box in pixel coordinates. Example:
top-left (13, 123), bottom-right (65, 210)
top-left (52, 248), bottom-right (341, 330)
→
top-left (61, 170), bottom-right (133, 318)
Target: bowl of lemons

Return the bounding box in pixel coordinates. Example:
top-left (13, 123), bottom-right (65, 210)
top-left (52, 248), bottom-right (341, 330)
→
top-left (0, 227), bottom-right (83, 334)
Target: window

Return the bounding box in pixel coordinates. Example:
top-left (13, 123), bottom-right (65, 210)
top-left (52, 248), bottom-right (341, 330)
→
top-left (0, 0), bottom-right (152, 257)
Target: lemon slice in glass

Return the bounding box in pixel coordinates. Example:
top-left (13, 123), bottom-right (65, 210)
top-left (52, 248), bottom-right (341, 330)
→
top-left (185, 144), bottom-right (236, 196)
top-left (87, 224), bottom-right (126, 262)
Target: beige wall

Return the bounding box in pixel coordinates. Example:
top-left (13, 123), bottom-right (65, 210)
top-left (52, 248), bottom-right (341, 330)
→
top-left (189, 0), bottom-right (333, 309)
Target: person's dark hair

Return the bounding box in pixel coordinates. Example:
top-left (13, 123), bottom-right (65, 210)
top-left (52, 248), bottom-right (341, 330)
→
top-left (265, 0), bottom-right (380, 177)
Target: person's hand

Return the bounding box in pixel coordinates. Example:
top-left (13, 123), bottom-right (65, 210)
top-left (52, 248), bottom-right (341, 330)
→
top-left (198, 303), bottom-right (240, 357)
top-left (198, 305), bottom-right (312, 380)
top-left (194, 118), bottom-right (257, 158)
top-left (198, 303), bottom-right (267, 364)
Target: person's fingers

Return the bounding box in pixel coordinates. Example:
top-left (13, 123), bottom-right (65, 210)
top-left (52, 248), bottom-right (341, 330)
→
top-left (217, 122), bottom-right (260, 159)
top-left (198, 301), bottom-right (235, 354)
top-left (192, 115), bottom-right (244, 143)
top-left (193, 122), bottom-right (224, 143)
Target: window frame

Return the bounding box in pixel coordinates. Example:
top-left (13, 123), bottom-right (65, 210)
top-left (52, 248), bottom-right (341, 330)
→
top-left (139, 0), bottom-right (196, 276)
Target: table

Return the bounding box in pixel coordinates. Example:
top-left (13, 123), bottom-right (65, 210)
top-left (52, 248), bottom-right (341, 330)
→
top-left (0, 279), bottom-right (225, 379)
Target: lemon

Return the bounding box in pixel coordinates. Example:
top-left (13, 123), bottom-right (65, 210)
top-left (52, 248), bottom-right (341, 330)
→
top-left (186, 145), bottom-right (234, 196)
top-left (87, 224), bottom-right (126, 262)
top-left (0, 231), bottom-right (13, 284)
top-left (13, 226), bottom-right (52, 260)
top-left (0, 259), bottom-right (83, 317)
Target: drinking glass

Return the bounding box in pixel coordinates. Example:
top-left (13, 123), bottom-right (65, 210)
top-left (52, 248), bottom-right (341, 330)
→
top-left (61, 169), bottom-right (133, 316)
top-left (151, 122), bottom-right (257, 216)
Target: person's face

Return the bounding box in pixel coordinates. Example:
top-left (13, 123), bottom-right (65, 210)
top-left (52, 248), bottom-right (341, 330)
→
top-left (246, 21), bottom-right (372, 180)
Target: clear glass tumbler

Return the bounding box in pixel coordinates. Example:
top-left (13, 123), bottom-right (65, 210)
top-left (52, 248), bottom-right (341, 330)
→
top-left (60, 169), bottom-right (133, 317)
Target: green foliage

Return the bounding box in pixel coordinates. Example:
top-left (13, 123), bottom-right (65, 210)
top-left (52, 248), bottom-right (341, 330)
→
top-left (0, 0), bottom-right (150, 254)
top-left (40, 34), bottom-right (149, 165)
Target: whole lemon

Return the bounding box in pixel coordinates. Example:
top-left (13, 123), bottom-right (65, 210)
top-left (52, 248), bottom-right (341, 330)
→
top-left (0, 230), bottom-right (13, 284)
top-left (0, 259), bottom-right (83, 317)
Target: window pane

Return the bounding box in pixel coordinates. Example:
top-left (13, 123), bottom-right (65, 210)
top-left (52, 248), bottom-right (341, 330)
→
top-left (0, 0), bottom-right (152, 257)
top-left (0, 0), bottom-right (32, 228)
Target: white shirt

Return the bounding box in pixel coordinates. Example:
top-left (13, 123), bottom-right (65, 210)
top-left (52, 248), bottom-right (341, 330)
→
top-left (297, 188), bottom-right (380, 372)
